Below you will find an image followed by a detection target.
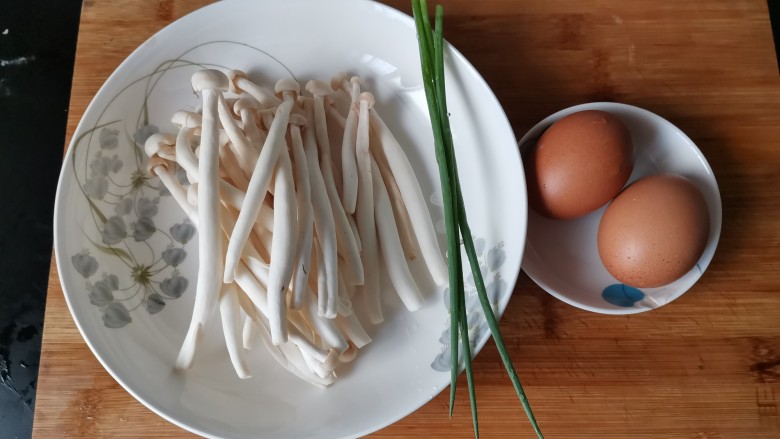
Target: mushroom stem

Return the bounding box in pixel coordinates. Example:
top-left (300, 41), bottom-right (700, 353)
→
top-left (234, 97), bottom-right (267, 153)
top-left (340, 79), bottom-right (360, 214)
top-left (347, 214), bottom-right (362, 252)
top-left (176, 69), bottom-right (227, 370)
top-left (266, 145), bottom-right (297, 345)
top-left (217, 94), bottom-right (258, 176)
top-left (237, 290), bottom-right (262, 350)
top-left (369, 107), bottom-right (448, 285)
top-left (289, 115), bottom-right (314, 310)
top-left (307, 84), bottom-right (365, 288)
top-left (372, 159), bottom-right (425, 311)
top-left (173, 126), bottom-right (199, 181)
top-left (223, 79), bottom-right (297, 284)
top-left (229, 70), bottom-right (283, 108)
top-left (219, 282), bottom-right (252, 379)
top-left (219, 139), bottom-right (250, 191)
top-left (301, 280), bottom-right (349, 353)
top-left (146, 156), bottom-right (198, 225)
top-left (371, 134), bottom-right (418, 260)
top-left (355, 92), bottom-right (382, 324)
top-left (302, 98), bottom-right (339, 318)
top-left (336, 268), bottom-right (353, 317)
top-left (335, 312), bottom-right (372, 348)
top-left (314, 242), bottom-right (334, 317)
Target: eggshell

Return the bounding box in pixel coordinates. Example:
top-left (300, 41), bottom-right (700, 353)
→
top-left (525, 110), bottom-right (633, 219)
top-left (597, 174), bottom-right (710, 288)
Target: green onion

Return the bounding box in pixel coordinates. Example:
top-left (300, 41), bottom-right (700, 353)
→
top-left (411, 2), bottom-right (543, 438)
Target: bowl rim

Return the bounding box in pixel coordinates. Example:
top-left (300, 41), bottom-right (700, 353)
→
top-left (518, 101), bottom-right (722, 315)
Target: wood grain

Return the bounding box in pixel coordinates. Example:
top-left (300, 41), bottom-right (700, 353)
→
top-left (34, 0), bottom-right (780, 437)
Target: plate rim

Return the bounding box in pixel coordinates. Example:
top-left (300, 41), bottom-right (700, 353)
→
top-left (52, 0), bottom-right (528, 437)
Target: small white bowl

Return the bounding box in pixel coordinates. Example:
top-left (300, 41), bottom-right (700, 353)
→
top-left (518, 102), bottom-right (722, 314)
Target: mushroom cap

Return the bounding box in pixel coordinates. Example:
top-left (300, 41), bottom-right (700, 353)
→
top-left (288, 113), bottom-right (307, 127)
top-left (358, 92), bottom-right (376, 108)
top-left (349, 76), bottom-right (366, 88)
top-left (227, 70), bottom-right (248, 94)
top-left (146, 155), bottom-right (170, 176)
top-left (171, 110), bottom-right (202, 129)
top-left (305, 79), bottom-right (334, 96)
top-left (233, 95), bottom-right (261, 115)
top-left (191, 69), bottom-right (229, 92)
top-left (274, 78), bottom-right (301, 99)
top-left (330, 72), bottom-right (348, 92)
top-left (144, 132), bottom-right (176, 159)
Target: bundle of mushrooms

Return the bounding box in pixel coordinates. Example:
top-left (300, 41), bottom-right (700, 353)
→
top-left (144, 69), bottom-right (448, 386)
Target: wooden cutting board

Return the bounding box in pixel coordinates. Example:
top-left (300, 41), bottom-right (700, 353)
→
top-left (34, 0), bottom-right (780, 437)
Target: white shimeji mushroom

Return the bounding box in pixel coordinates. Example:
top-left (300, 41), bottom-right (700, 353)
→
top-left (173, 125), bottom-right (199, 182)
top-left (369, 107), bottom-right (448, 285)
top-left (233, 96), bottom-right (267, 152)
top-left (336, 76), bottom-right (361, 214)
top-left (370, 138), bottom-right (419, 260)
top-left (305, 80), bottom-right (364, 288)
top-left (301, 97), bottom-right (339, 318)
top-left (228, 70), bottom-right (282, 108)
top-left (219, 282), bottom-right (251, 379)
top-left (266, 139), bottom-right (297, 345)
top-left (145, 69), bottom-right (444, 387)
top-left (145, 147), bottom-right (197, 224)
top-left (217, 94), bottom-right (258, 177)
top-left (372, 159), bottom-right (425, 311)
top-left (217, 132), bottom-right (250, 191)
top-left (176, 69), bottom-right (228, 371)
top-left (288, 113), bottom-right (314, 310)
top-left (144, 133), bottom-right (176, 161)
top-left (355, 92), bottom-right (382, 324)
top-left (327, 101), bottom-right (418, 261)
top-left (223, 78), bottom-right (298, 284)
top-left (335, 312), bottom-right (372, 349)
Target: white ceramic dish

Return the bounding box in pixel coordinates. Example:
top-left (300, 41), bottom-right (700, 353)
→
top-left (519, 102), bottom-right (721, 315)
top-left (53, 1), bottom-right (527, 438)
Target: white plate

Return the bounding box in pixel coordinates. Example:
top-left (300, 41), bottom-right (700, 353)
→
top-left (519, 102), bottom-right (721, 314)
top-left (53, 1), bottom-right (527, 438)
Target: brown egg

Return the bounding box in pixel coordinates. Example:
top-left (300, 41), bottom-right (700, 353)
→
top-left (525, 110), bottom-right (633, 219)
top-left (597, 174), bottom-right (710, 288)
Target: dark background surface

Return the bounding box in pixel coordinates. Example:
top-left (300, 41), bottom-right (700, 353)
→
top-left (0, 1), bottom-right (777, 438)
top-left (0, 1), bottom-right (82, 438)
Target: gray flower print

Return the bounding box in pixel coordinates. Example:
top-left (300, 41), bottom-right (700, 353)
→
top-left (132, 216), bottom-right (156, 241)
top-left (99, 127), bottom-right (120, 149)
top-left (101, 216), bottom-right (128, 245)
top-left (89, 275), bottom-right (118, 306)
top-left (114, 197), bottom-right (133, 216)
top-left (145, 293), bottom-right (166, 314)
top-left (162, 247), bottom-right (186, 267)
top-left (160, 274), bottom-right (188, 298)
top-left (136, 197), bottom-right (158, 218)
top-left (170, 221), bottom-right (195, 244)
top-left (72, 252), bottom-right (98, 278)
top-left (102, 302), bottom-right (131, 328)
top-left (84, 176), bottom-right (108, 200)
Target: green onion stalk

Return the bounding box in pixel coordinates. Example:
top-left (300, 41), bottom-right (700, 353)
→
top-left (411, 1), bottom-right (543, 438)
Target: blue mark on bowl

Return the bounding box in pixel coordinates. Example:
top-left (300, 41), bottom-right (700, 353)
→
top-left (602, 284), bottom-right (645, 307)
